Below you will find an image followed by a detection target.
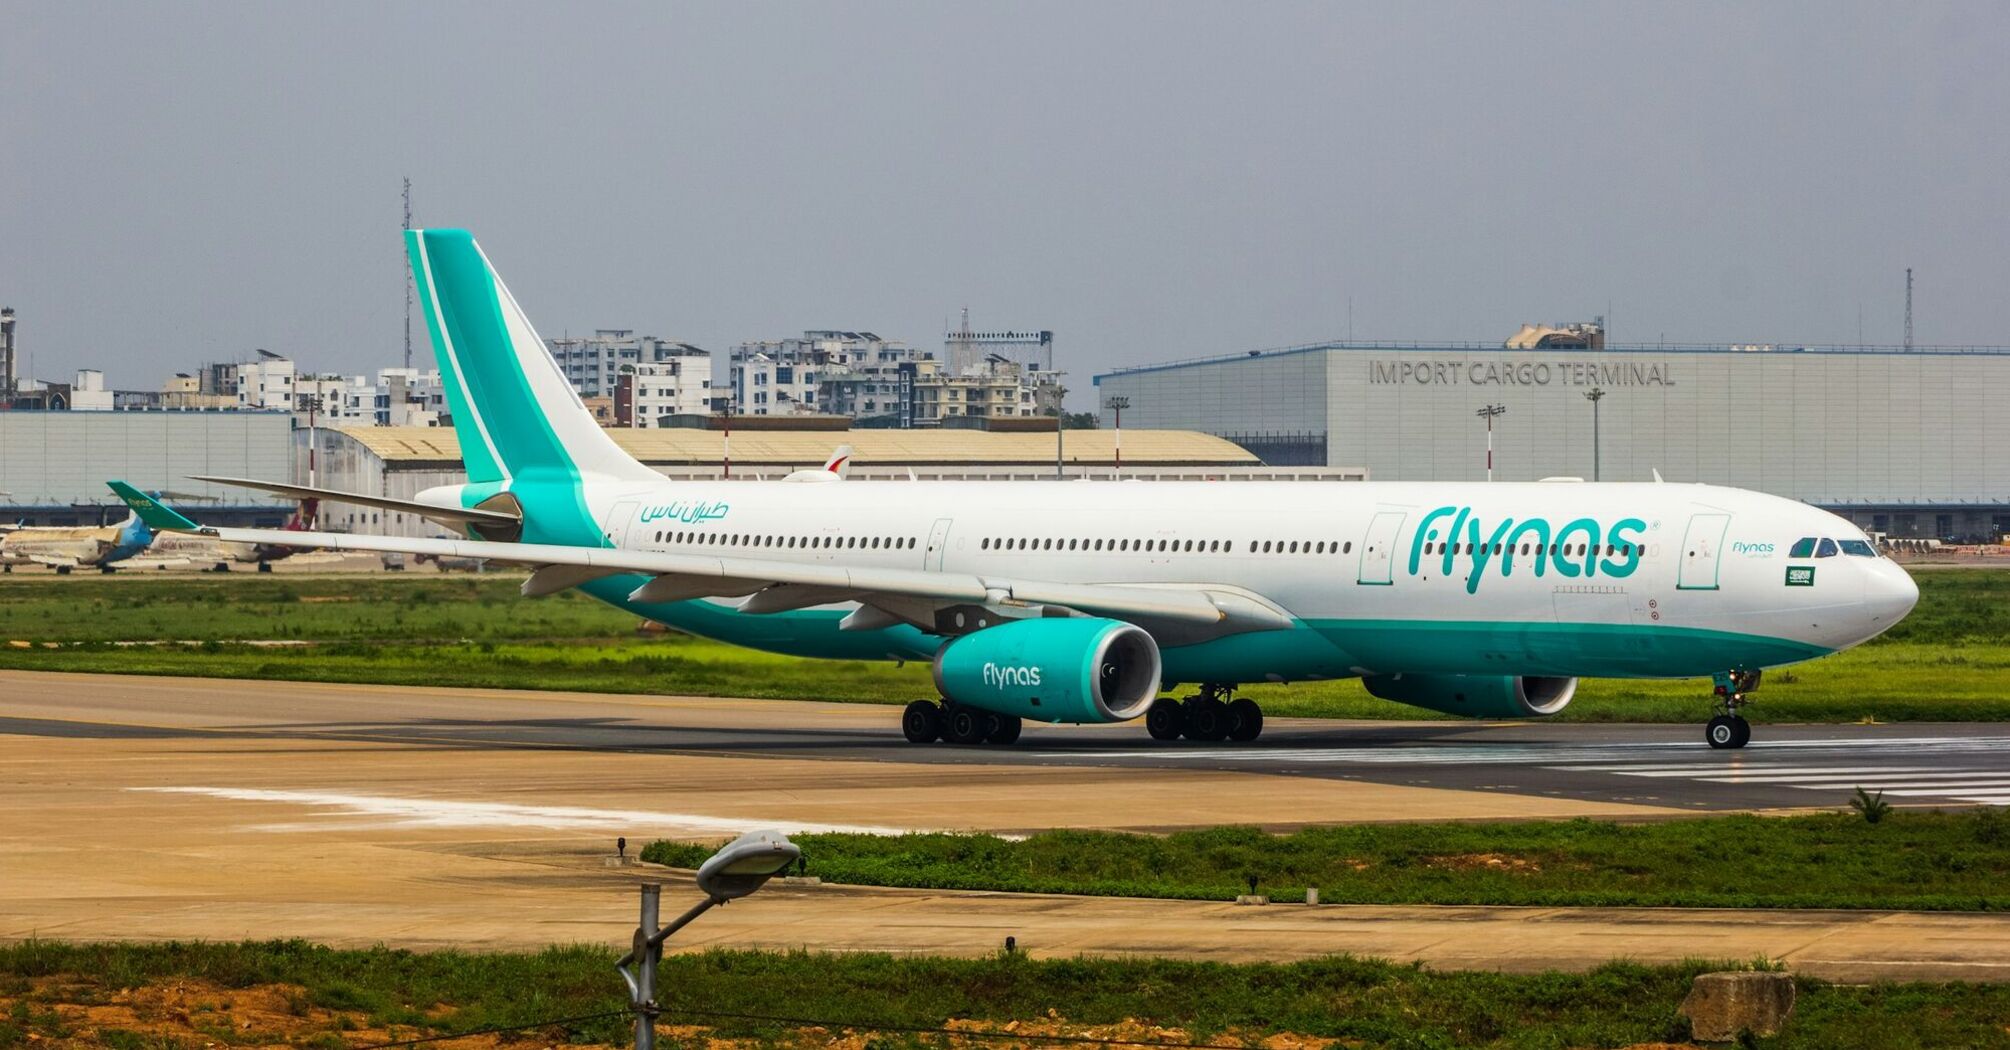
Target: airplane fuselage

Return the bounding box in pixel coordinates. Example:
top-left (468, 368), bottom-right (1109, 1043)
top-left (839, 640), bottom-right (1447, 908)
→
top-left (502, 476), bottom-right (1919, 687)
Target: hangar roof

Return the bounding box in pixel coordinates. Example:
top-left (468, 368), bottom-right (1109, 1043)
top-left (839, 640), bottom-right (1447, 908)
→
top-left (334, 426), bottom-right (1259, 469)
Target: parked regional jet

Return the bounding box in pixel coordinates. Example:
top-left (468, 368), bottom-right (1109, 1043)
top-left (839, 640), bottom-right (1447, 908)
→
top-left (0, 508), bottom-right (155, 573)
top-left (110, 229), bottom-right (1919, 750)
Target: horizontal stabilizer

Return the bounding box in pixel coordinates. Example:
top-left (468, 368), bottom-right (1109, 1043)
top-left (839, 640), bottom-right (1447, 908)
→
top-left (189, 475), bottom-right (520, 528)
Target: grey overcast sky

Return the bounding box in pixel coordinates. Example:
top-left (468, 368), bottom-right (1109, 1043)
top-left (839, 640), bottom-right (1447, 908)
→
top-left (3, 2), bottom-right (2006, 397)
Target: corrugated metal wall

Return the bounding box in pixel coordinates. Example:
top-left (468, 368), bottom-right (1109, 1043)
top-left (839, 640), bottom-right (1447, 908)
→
top-left (1099, 348), bottom-right (2010, 508)
top-left (0, 411), bottom-right (293, 510)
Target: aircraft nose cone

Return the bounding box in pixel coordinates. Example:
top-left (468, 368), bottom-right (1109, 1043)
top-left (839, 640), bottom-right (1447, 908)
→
top-left (1866, 561), bottom-right (1920, 628)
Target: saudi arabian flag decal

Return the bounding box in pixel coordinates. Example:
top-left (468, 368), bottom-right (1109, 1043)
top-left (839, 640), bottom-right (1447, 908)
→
top-left (1786, 566), bottom-right (1816, 587)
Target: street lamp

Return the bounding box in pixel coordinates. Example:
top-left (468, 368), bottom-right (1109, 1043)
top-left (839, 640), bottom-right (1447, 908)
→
top-left (616, 830), bottom-right (800, 1050)
top-left (1103, 396), bottom-right (1130, 476)
top-left (1476, 404), bottom-right (1507, 482)
top-left (296, 393), bottom-right (323, 488)
top-left (1050, 377), bottom-right (1069, 480)
top-left (1584, 387), bottom-right (1606, 482)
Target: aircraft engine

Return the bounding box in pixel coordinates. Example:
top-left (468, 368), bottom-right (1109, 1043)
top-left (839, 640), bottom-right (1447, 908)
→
top-left (932, 617), bottom-right (1161, 724)
top-left (1361, 673), bottom-right (1577, 719)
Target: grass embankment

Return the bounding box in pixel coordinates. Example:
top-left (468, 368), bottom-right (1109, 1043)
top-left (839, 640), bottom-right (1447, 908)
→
top-left (648, 811), bottom-right (2010, 911)
top-left (2, 571), bottom-right (2007, 722)
top-left (5, 941), bottom-right (2009, 1050)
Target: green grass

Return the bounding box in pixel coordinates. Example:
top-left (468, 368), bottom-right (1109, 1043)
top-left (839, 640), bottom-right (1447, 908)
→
top-left (2, 570), bottom-right (2008, 722)
top-left (647, 811), bottom-right (2010, 911)
top-left (4, 940), bottom-right (2009, 1049)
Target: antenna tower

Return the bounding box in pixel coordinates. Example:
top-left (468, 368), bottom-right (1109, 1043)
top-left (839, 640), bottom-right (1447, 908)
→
top-left (1903, 267), bottom-right (1913, 351)
top-left (403, 178), bottom-right (414, 369)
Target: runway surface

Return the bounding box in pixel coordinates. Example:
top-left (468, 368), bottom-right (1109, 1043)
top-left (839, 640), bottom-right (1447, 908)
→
top-left (6, 669), bottom-right (2008, 814)
top-left (6, 669), bottom-right (2010, 978)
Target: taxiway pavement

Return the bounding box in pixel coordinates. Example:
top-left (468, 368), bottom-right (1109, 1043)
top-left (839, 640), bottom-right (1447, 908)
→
top-left (5, 669), bottom-right (2009, 979)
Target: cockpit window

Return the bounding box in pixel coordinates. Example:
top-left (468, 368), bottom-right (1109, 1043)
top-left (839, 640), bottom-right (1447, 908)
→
top-left (1815, 538), bottom-right (1839, 558)
top-left (1789, 537), bottom-right (1817, 558)
top-left (1839, 539), bottom-right (1877, 557)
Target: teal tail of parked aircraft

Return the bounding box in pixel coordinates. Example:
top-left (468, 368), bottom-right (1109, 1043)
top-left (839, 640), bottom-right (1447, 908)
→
top-left (113, 228), bottom-right (1919, 752)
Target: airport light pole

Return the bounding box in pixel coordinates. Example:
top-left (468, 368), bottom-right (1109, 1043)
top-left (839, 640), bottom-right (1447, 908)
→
top-left (1104, 395), bottom-right (1129, 476)
top-left (296, 393), bottom-right (323, 488)
top-left (1051, 378), bottom-right (1069, 480)
top-left (1584, 387), bottom-right (1605, 482)
top-left (1476, 404), bottom-right (1507, 482)
top-left (616, 830), bottom-right (800, 1050)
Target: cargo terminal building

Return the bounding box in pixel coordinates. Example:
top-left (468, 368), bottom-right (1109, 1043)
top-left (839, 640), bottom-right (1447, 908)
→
top-left (1094, 339), bottom-right (2010, 541)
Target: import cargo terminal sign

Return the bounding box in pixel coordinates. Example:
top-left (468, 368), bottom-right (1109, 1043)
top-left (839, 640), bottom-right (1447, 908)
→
top-left (1368, 359), bottom-right (1677, 387)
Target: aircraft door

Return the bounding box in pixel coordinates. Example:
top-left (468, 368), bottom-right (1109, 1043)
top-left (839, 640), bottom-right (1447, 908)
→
top-left (1677, 513), bottom-right (1731, 590)
top-left (603, 500), bottom-right (640, 548)
top-left (1356, 510), bottom-right (1406, 585)
top-left (924, 517), bottom-right (953, 571)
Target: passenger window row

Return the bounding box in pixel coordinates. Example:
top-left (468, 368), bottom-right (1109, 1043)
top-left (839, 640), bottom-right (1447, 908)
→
top-left (980, 537), bottom-right (1355, 555)
top-left (650, 529), bottom-right (916, 551)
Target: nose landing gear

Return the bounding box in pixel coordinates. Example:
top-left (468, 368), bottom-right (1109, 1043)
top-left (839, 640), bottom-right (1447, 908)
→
top-left (1705, 670), bottom-right (1760, 749)
top-left (1144, 684), bottom-right (1264, 744)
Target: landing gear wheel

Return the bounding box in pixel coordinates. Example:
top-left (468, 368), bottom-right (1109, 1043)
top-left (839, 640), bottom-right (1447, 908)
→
top-left (902, 700), bottom-right (942, 744)
top-left (1185, 697), bottom-right (1230, 742)
top-left (1145, 698), bottom-right (1185, 741)
top-left (1730, 715), bottom-right (1751, 749)
top-left (1706, 714), bottom-right (1745, 750)
top-left (944, 705), bottom-right (989, 745)
top-left (257, 562), bottom-right (273, 573)
top-left (1227, 698), bottom-right (1264, 742)
top-left (984, 713), bottom-right (1023, 745)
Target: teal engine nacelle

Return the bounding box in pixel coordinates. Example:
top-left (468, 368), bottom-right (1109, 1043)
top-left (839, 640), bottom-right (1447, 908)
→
top-left (932, 617), bottom-right (1161, 724)
top-left (1362, 673), bottom-right (1577, 719)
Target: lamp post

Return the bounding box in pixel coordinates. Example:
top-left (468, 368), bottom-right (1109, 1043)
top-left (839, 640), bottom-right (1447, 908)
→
top-left (1584, 387), bottom-right (1605, 482)
top-left (1476, 404), bottom-right (1507, 482)
top-left (616, 830), bottom-right (800, 1050)
top-left (1051, 378), bottom-right (1069, 480)
top-left (296, 392), bottom-right (322, 488)
top-left (1103, 395), bottom-right (1129, 476)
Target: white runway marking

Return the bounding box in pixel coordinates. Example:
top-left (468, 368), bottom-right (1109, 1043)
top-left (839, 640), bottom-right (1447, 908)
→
top-left (131, 786), bottom-right (915, 836)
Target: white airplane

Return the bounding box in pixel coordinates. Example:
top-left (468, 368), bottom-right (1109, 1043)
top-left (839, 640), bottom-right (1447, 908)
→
top-left (112, 229), bottom-right (1919, 751)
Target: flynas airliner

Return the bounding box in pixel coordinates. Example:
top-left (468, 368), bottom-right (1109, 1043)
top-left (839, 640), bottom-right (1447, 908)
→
top-left (110, 229), bottom-right (1920, 750)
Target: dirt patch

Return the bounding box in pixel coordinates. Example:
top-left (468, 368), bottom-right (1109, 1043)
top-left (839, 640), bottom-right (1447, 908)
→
top-left (1425, 853), bottom-right (1544, 874)
top-left (1, 977), bottom-right (1356, 1049)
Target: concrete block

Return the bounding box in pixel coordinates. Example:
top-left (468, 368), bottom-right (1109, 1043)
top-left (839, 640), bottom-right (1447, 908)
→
top-left (1234, 895), bottom-right (1269, 906)
top-left (1305, 887), bottom-right (1319, 905)
top-left (603, 856), bottom-right (635, 867)
top-left (780, 875), bottom-right (823, 886)
top-left (1680, 971), bottom-right (1796, 1043)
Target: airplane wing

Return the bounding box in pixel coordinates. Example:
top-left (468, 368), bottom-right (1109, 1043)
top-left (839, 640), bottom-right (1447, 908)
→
top-left (120, 556), bottom-right (195, 570)
top-left (109, 482), bottom-right (1289, 639)
top-left (23, 554), bottom-right (84, 569)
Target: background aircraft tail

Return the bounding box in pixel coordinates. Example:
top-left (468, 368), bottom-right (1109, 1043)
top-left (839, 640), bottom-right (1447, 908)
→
top-left (405, 229), bottom-right (659, 489)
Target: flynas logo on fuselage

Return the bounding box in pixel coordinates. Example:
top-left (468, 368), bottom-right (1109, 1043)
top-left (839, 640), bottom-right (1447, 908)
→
top-left (982, 662), bottom-right (1042, 689)
top-left (639, 500), bottom-right (730, 525)
top-left (1408, 505), bottom-right (1647, 594)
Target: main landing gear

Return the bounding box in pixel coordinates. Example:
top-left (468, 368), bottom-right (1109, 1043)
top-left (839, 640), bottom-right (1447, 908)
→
top-left (902, 699), bottom-right (1022, 746)
top-left (1145, 684), bottom-right (1263, 744)
top-left (1705, 670), bottom-right (1761, 749)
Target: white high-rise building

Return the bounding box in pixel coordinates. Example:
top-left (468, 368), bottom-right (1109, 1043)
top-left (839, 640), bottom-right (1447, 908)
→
top-left (547, 330), bottom-right (708, 399)
top-left (618, 357), bottom-right (713, 428)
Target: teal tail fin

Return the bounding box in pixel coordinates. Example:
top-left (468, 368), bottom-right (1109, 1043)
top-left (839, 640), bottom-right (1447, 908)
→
top-left (405, 229), bottom-right (658, 487)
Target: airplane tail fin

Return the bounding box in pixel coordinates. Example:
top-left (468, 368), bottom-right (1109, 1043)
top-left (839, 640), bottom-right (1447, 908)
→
top-left (405, 229), bottom-right (659, 489)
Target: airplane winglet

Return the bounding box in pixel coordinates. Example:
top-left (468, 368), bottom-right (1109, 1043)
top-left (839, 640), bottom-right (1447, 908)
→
top-left (106, 481), bottom-right (202, 532)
